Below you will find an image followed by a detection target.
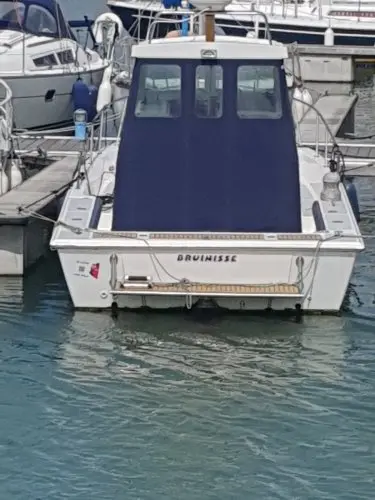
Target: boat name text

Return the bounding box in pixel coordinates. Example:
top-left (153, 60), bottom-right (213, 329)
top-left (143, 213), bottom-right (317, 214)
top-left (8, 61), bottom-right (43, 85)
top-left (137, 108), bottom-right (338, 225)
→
top-left (177, 254), bottom-right (237, 263)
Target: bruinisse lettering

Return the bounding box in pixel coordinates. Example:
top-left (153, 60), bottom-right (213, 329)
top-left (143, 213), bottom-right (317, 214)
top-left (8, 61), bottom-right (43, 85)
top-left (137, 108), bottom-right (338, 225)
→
top-left (177, 254), bottom-right (237, 263)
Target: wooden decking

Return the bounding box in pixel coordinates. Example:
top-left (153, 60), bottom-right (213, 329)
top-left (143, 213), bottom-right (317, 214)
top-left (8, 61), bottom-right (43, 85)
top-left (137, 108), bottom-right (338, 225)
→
top-left (117, 282), bottom-right (302, 297)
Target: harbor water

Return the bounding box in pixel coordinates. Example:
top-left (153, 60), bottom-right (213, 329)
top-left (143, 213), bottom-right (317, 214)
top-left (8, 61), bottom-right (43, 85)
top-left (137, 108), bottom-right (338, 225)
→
top-left (1, 1), bottom-right (375, 498)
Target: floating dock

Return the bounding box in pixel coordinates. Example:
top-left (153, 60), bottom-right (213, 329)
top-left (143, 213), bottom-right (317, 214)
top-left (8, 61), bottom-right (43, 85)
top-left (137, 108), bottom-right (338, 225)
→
top-left (0, 135), bottom-right (117, 276)
top-left (287, 44), bottom-right (375, 83)
top-left (298, 93), bottom-right (357, 144)
top-left (298, 94), bottom-right (375, 177)
top-left (0, 156), bottom-right (79, 275)
top-left (299, 141), bottom-right (375, 177)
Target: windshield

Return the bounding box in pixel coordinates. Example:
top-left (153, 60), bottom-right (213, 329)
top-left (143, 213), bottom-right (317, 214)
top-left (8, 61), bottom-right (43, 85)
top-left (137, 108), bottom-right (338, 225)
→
top-left (0, 1), bottom-right (25, 28)
top-left (0, 0), bottom-right (74, 38)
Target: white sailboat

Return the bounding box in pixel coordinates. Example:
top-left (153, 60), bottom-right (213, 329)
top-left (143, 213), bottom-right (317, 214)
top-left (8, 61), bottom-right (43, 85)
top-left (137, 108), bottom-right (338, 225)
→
top-left (0, 0), bottom-right (122, 130)
top-left (50, 2), bottom-right (364, 314)
top-left (107, 0), bottom-right (375, 46)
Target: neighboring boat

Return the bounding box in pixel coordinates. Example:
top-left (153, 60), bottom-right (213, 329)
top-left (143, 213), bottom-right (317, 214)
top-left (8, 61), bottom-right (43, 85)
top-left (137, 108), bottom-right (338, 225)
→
top-left (107, 0), bottom-right (375, 45)
top-left (0, 0), bottom-right (122, 130)
top-left (50, 2), bottom-right (364, 314)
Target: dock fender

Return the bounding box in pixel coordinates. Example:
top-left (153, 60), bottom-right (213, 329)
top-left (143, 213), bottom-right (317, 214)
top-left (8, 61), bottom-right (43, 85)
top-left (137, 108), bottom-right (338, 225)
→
top-left (344, 177), bottom-right (360, 222)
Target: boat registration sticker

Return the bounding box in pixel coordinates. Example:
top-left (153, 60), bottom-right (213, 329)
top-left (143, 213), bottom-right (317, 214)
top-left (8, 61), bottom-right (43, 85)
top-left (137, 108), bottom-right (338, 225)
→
top-left (74, 261), bottom-right (100, 279)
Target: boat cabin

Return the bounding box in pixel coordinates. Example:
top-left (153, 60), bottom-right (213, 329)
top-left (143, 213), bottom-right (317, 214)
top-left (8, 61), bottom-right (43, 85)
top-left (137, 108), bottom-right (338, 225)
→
top-left (112, 30), bottom-right (302, 233)
top-left (0, 0), bottom-right (73, 39)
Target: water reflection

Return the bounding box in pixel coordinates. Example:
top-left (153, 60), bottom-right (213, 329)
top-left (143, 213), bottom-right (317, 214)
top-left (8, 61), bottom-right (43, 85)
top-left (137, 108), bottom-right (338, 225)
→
top-left (56, 311), bottom-right (351, 390)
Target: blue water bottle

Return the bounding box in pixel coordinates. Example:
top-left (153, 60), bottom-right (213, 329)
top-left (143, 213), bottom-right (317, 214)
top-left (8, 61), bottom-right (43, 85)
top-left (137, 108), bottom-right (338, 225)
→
top-left (74, 108), bottom-right (87, 141)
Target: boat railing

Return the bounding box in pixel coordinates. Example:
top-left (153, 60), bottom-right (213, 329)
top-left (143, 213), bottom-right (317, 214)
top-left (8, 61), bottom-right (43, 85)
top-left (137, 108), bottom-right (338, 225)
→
top-left (143, 5), bottom-right (273, 42)
top-left (112, 34), bottom-right (136, 76)
top-left (82, 90), bottom-right (129, 166)
top-left (233, 0), bottom-right (324, 20)
top-left (132, 0), bottom-right (326, 21)
top-left (293, 95), bottom-right (342, 167)
top-left (0, 79), bottom-right (13, 157)
top-left (246, 0), bottom-right (375, 21)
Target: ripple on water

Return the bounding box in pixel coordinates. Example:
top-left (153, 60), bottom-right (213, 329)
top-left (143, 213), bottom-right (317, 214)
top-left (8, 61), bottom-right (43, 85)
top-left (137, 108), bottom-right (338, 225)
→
top-left (0, 276), bottom-right (374, 498)
top-left (1, 311), bottom-right (368, 499)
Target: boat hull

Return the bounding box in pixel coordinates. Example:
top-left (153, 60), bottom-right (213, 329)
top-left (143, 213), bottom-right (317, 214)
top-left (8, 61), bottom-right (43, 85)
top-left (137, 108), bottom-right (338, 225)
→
top-left (108, 4), bottom-right (375, 45)
top-left (56, 244), bottom-right (358, 313)
top-left (2, 68), bottom-right (105, 130)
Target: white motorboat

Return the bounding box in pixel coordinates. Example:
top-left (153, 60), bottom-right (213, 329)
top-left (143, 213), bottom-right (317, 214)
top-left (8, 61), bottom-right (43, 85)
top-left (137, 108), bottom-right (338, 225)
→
top-left (107, 0), bottom-right (375, 46)
top-left (0, 0), bottom-right (122, 130)
top-left (50, 2), bottom-right (364, 314)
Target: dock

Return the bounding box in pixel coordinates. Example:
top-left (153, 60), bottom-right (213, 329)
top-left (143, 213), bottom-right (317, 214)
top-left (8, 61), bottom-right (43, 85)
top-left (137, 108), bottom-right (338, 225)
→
top-left (0, 133), bottom-right (118, 276)
top-left (0, 156), bottom-right (79, 275)
top-left (13, 135), bottom-right (117, 159)
top-left (297, 94), bottom-right (375, 176)
top-left (287, 44), bottom-right (375, 83)
top-left (299, 140), bottom-right (375, 177)
top-left (298, 94), bottom-right (357, 144)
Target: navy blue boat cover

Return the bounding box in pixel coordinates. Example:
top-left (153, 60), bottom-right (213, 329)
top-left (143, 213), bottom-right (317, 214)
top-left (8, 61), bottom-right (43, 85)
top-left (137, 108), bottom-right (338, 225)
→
top-left (112, 58), bottom-right (301, 233)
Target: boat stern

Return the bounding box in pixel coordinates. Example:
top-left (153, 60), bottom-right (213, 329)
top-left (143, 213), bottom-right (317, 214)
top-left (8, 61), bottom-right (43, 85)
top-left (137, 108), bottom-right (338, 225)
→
top-left (54, 233), bottom-right (361, 313)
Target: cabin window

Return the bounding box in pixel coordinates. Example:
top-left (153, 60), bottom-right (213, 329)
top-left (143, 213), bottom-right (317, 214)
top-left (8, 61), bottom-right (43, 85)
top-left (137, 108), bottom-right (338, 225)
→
top-left (135, 64), bottom-right (181, 118)
top-left (33, 53), bottom-right (58, 67)
top-left (195, 65), bottom-right (223, 118)
top-left (25, 4), bottom-right (57, 35)
top-left (57, 49), bottom-right (75, 64)
top-left (0, 1), bottom-right (26, 27)
top-left (236, 65), bottom-right (282, 119)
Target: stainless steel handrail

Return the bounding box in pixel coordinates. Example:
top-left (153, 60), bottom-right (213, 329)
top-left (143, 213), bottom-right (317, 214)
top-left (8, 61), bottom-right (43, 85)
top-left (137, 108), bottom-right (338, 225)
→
top-left (145, 6), bottom-right (273, 43)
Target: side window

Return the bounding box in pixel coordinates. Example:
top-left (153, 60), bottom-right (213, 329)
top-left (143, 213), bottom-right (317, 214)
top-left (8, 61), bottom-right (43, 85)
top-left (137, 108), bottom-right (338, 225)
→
top-left (33, 54), bottom-right (58, 67)
top-left (195, 64), bottom-right (223, 118)
top-left (57, 49), bottom-right (75, 64)
top-left (25, 5), bottom-right (57, 35)
top-left (237, 65), bottom-right (282, 119)
top-left (135, 64), bottom-right (181, 118)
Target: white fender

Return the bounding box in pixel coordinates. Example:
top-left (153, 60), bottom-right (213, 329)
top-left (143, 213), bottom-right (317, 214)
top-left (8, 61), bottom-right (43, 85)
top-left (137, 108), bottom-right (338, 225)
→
top-left (285, 71), bottom-right (293, 89)
top-left (0, 115), bottom-right (10, 153)
top-left (97, 64), bottom-right (113, 113)
top-left (6, 158), bottom-right (23, 189)
top-left (301, 88), bottom-right (313, 116)
top-left (324, 27), bottom-right (334, 46)
top-left (291, 87), bottom-right (304, 124)
top-left (92, 13), bottom-right (123, 45)
top-left (0, 168), bottom-right (9, 195)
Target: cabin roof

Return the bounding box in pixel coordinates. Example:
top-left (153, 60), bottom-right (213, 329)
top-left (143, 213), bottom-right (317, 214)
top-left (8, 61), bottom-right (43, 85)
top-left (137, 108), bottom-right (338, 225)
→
top-left (132, 35), bottom-right (288, 60)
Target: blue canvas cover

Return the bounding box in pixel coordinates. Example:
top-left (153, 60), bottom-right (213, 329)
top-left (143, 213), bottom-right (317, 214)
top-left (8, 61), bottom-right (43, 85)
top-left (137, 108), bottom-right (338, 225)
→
top-left (112, 58), bottom-right (302, 233)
